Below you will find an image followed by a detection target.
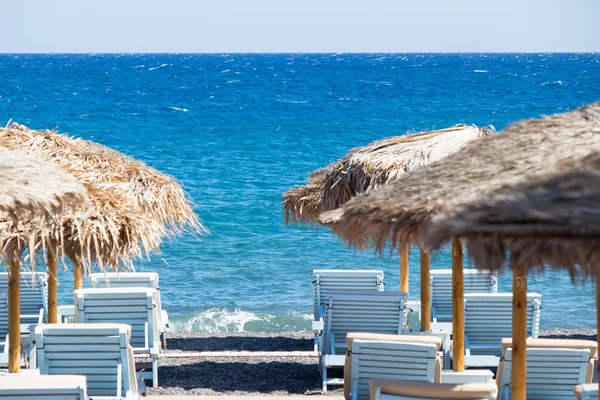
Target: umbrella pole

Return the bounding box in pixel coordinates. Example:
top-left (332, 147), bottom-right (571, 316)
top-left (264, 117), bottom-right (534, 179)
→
top-left (420, 248), bottom-right (431, 331)
top-left (47, 247), bottom-right (58, 323)
top-left (74, 258), bottom-right (83, 291)
top-left (8, 249), bottom-right (21, 373)
top-left (451, 237), bottom-right (464, 371)
top-left (511, 262), bottom-right (527, 400)
top-left (400, 243), bottom-right (409, 293)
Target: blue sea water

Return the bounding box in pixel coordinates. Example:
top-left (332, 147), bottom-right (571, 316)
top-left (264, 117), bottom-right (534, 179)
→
top-left (1, 53), bottom-right (599, 332)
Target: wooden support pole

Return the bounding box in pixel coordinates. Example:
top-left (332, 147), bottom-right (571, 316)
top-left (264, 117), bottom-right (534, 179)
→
top-left (73, 258), bottom-right (83, 291)
top-left (596, 266), bottom-right (600, 396)
top-left (8, 250), bottom-right (21, 373)
top-left (451, 237), bottom-right (464, 372)
top-left (47, 247), bottom-right (58, 324)
top-left (420, 248), bottom-right (431, 331)
top-left (400, 243), bottom-right (409, 293)
top-left (511, 262), bottom-right (528, 400)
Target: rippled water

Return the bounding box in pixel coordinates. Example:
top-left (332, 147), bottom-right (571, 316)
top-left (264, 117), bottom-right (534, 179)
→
top-left (1, 53), bottom-right (599, 331)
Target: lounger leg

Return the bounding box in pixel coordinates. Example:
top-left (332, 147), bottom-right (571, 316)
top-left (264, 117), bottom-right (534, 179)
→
top-left (321, 361), bottom-right (328, 392)
top-left (152, 359), bottom-right (158, 388)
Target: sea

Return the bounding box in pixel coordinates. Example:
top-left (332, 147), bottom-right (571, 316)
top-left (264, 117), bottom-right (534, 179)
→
top-left (1, 53), bottom-right (599, 332)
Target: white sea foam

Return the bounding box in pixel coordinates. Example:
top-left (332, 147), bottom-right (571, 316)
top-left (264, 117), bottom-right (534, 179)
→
top-left (148, 63), bottom-right (169, 71)
top-left (171, 308), bottom-right (273, 333)
top-left (541, 80), bottom-right (562, 86)
top-left (473, 70), bottom-right (489, 73)
top-left (168, 106), bottom-right (189, 112)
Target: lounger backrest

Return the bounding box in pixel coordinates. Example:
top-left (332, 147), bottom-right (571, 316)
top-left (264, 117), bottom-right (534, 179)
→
top-left (350, 340), bottom-right (438, 400)
top-left (499, 347), bottom-right (590, 400)
top-left (34, 323), bottom-right (138, 399)
top-left (0, 295), bottom-right (7, 344)
top-left (0, 272), bottom-right (47, 323)
top-left (313, 270), bottom-right (384, 319)
top-left (323, 291), bottom-right (407, 355)
top-left (75, 288), bottom-right (159, 352)
top-left (0, 374), bottom-right (87, 400)
top-left (89, 272), bottom-right (163, 322)
top-left (430, 270), bottom-right (497, 322)
top-left (464, 293), bottom-right (541, 355)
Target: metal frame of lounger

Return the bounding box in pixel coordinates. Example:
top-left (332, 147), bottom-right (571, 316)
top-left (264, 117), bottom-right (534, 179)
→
top-left (350, 339), bottom-right (439, 400)
top-left (463, 293), bottom-right (542, 367)
top-left (430, 269), bottom-right (497, 329)
top-left (319, 290), bottom-right (408, 391)
top-left (89, 272), bottom-right (170, 348)
top-left (498, 347), bottom-right (590, 400)
top-left (34, 323), bottom-right (141, 400)
top-left (75, 288), bottom-right (160, 388)
top-left (0, 374), bottom-right (87, 399)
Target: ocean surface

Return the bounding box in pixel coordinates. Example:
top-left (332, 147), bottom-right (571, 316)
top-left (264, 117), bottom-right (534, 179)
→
top-left (1, 53), bottom-right (599, 332)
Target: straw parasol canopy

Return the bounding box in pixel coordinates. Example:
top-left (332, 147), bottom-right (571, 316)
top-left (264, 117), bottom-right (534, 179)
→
top-left (320, 103), bottom-right (600, 252)
top-left (0, 123), bottom-right (203, 269)
top-left (426, 151), bottom-right (600, 276)
top-left (283, 125), bottom-right (493, 225)
top-left (0, 147), bottom-right (87, 218)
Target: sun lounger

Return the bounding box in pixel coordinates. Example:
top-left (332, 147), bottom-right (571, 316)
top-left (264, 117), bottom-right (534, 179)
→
top-left (0, 295), bottom-right (7, 364)
top-left (497, 338), bottom-right (596, 400)
top-left (89, 272), bottom-right (170, 347)
top-left (0, 374), bottom-right (87, 399)
top-left (344, 333), bottom-right (443, 400)
top-left (75, 288), bottom-right (160, 387)
top-left (430, 270), bottom-right (497, 329)
top-left (463, 293), bottom-right (541, 367)
top-left (574, 384), bottom-right (599, 400)
top-left (370, 379), bottom-right (498, 400)
top-left (319, 291), bottom-right (408, 391)
top-left (33, 323), bottom-right (141, 399)
top-left (0, 272), bottom-right (47, 328)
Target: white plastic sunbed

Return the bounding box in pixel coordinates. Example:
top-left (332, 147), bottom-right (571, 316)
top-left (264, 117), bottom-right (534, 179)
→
top-left (346, 334), bottom-right (443, 400)
top-left (0, 374), bottom-right (87, 399)
top-left (430, 269), bottom-right (497, 329)
top-left (0, 294), bottom-right (7, 364)
top-left (34, 323), bottom-right (141, 399)
top-left (75, 288), bottom-right (160, 387)
top-left (89, 272), bottom-right (170, 347)
top-left (497, 338), bottom-right (596, 400)
top-left (319, 291), bottom-right (407, 391)
top-left (574, 384), bottom-right (599, 400)
top-left (370, 379), bottom-right (498, 400)
top-left (463, 293), bottom-right (542, 367)
top-left (0, 272), bottom-right (48, 328)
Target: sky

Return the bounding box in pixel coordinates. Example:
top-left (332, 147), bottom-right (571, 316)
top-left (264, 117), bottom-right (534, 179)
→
top-left (1, 0), bottom-right (599, 53)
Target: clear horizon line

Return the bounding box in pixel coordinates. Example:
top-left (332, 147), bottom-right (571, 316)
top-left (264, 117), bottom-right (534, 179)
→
top-left (1, 51), bottom-right (599, 55)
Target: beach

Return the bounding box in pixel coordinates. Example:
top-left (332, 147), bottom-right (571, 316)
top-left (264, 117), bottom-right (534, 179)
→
top-left (148, 328), bottom-right (597, 396)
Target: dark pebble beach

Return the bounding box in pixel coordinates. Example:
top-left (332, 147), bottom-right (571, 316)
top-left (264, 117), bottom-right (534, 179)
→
top-left (147, 329), bottom-right (596, 396)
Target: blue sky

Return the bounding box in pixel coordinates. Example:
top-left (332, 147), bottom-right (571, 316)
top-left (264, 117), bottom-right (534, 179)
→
top-left (2, 0), bottom-right (599, 52)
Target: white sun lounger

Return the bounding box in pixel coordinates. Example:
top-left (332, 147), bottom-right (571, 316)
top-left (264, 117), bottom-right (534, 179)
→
top-left (0, 374), bottom-right (87, 399)
top-left (0, 272), bottom-right (48, 328)
top-left (89, 272), bottom-right (170, 347)
top-left (430, 269), bottom-right (497, 329)
top-left (0, 295), bottom-right (7, 364)
top-left (370, 379), bottom-right (498, 400)
top-left (344, 333), bottom-right (443, 400)
top-left (463, 293), bottom-right (542, 367)
top-left (75, 288), bottom-right (160, 387)
top-left (497, 338), bottom-right (596, 400)
top-left (33, 323), bottom-right (141, 399)
top-left (319, 291), bottom-right (407, 391)
top-left (574, 384), bottom-right (599, 400)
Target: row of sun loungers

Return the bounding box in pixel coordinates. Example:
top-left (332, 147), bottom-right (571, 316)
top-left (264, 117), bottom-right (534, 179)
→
top-left (0, 271), bottom-right (169, 399)
top-left (312, 269), bottom-right (593, 399)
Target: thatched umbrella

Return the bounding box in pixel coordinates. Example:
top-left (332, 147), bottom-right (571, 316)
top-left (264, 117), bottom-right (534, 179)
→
top-left (0, 123), bottom-right (203, 322)
top-left (319, 102), bottom-right (600, 392)
top-left (0, 147), bottom-right (88, 373)
top-left (426, 151), bottom-right (600, 398)
top-left (284, 124), bottom-right (492, 330)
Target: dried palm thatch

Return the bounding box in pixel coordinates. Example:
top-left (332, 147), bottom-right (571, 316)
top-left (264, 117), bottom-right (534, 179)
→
top-left (426, 152), bottom-right (600, 275)
top-left (0, 123), bottom-right (190, 269)
top-left (283, 125), bottom-right (492, 225)
top-left (0, 147), bottom-right (87, 217)
top-left (320, 102), bottom-right (600, 252)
